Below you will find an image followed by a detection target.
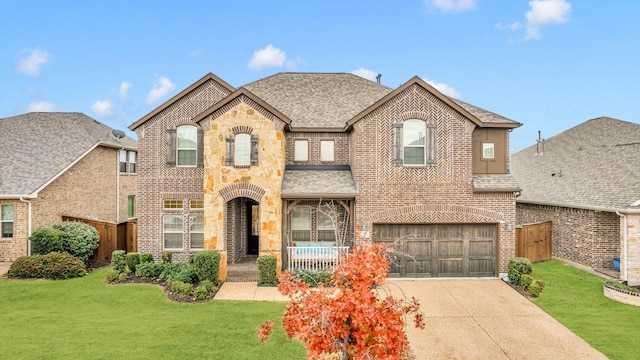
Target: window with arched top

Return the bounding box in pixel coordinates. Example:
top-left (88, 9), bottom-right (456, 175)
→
top-left (177, 125), bottom-right (197, 166)
top-left (393, 119), bottom-right (437, 166)
top-left (234, 133), bottom-right (251, 166)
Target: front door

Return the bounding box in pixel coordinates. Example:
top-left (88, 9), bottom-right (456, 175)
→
top-left (247, 203), bottom-right (259, 255)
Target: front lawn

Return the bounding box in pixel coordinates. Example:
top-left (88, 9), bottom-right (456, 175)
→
top-left (532, 260), bottom-right (640, 360)
top-left (0, 269), bottom-right (305, 360)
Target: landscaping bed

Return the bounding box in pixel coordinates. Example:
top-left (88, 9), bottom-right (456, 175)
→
top-left (106, 272), bottom-right (221, 303)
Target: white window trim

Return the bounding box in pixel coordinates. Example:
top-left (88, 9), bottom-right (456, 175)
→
top-left (482, 143), bottom-right (495, 159)
top-left (163, 215), bottom-right (183, 250)
top-left (119, 150), bottom-right (127, 173)
top-left (189, 214), bottom-right (204, 250)
top-left (320, 140), bottom-right (335, 162)
top-left (234, 133), bottom-right (251, 167)
top-left (129, 151), bottom-right (137, 174)
top-left (1, 204), bottom-right (13, 238)
top-left (177, 125), bottom-right (197, 167)
top-left (403, 119), bottom-right (426, 166)
top-left (294, 140), bottom-right (309, 162)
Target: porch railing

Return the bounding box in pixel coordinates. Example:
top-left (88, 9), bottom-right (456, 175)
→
top-left (287, 246), bottom-right (350, 272)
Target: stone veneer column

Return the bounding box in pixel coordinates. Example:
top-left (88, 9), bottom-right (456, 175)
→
top-left (625, 214), bottom-right (640, 286)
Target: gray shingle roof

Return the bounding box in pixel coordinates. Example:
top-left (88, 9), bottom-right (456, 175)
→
top-left (281, 169), bottom-right (357, 198)
top-left (511, 117), bottom-right (640, 210)
top-left (450, 98), bottom-right (519, 125)
top-left (243, 73), bottom-right (393, 128)
top-left (0, 112), bottom-right (137, 196)
top-left (472, 175), bottom-right (521, 192)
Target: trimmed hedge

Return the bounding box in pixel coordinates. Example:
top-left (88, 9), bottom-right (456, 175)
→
top-left (135, 262), bottom-right (163, 277)
top-left (293, 269), bottom-right (333, 287)
top-left (30, 228), bottom-right (65, 255)
top-left (111, 250), bottom-right (127, 272)
top-left (192, 251), bottom-right (220, 284)
top-left (257, 255), bottom-right (278, 286)
top-left (140, 253), bottom-right (154, 263)
top-left (528, 279), bottom-right (545, 297)
top-left (125, 252), bottom-right (140, 273)
top-left (8, 252), bottom-right (86, 280)
top-left (52, 222), bottom-right (100, 264)
top-left (508, 257), bottom-right (532, 285)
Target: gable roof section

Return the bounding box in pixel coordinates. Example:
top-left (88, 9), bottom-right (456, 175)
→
top-left (347, 76), bottom-right (521, 129)
top-left (511, 117), bottom-right (640, 211)
top-left (192, 87), bottom-right (292, 126)
top-left (0, 112), bottom-right (137, 197)
top-left (243, 73), bottom-right (393, 130)
top-left (129, 72), bottom-right (235, 131)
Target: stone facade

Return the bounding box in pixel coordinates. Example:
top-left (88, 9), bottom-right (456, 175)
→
top-left (624, 214), bottom-right (640, 286)
top-left (0, 146), bottom-right (137, 261)
top-left (516, 203), bottom-right (619, 269)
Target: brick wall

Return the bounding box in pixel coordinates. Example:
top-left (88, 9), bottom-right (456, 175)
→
top-left (285, 132), bottom-right (349, 165)
top-left (516, 202), bottom-right (619, 269)
top-left (349, 83), bottom-right (517, 273)
top-left (0, 200), bottom-right (28, 261)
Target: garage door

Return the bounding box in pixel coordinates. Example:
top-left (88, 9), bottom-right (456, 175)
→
top-left (373, 224), bottom-right (496, 277)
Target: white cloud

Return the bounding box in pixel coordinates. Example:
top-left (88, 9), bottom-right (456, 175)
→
top-left (91, 99), bottom-right (114, 118)
top-left (248, 45), bottom-right (286, 70)
top-left (425, 0), bottom-right (476, 13)
top-left (525, 0), bottom-right (572, 40)
top-left (350, 68), bottom-right (378, 82)
top-left (145, 77), bottom-right (176, 105)
top-left (27, 100), bottom-right (59, 112)
top-left (16, 49), bottom-right (51, 76)
top-left (423, 78), bottom-right (461, 99)
top-left (119, 82), bottom-right (132, 100)
top-left (495, 22), bottom-right (522, 31)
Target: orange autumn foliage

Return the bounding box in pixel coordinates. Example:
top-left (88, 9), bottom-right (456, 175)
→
top-left (259, 241), bottom-right (424, 359)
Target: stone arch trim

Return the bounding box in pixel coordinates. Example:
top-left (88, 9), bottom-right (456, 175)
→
top-left (232, 125), bottom-right (253, 135)
top-left (370, 204), bottom-right (504, 224)
top-left (219, 183), bottom-right (266, 203)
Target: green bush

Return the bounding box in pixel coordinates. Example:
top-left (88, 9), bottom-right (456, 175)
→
top-left (135, 262), bottom-right (163, 277)
top-left (508, 257), bottom-right (533, 285)
top-left (105, 269), bottom-right (121, 282)
top-left (125, 252), bottom-right (140, 273)
top-left (111, 250), bottom-right (127, 272)
top-left (160, 263), bottom-right (188, 280)
top-left (199, 280), bottom-right (215, 293)
top-left (140, 253), bottom-right (154, 263)
top-left (52, 221), bottom-right (100, 264)
top-left (293, 269), bottom-right (333, 287)
top-left (30, 227), bottom-right (65, 255)
top-left (193, 285), bottom-right (209, 300)
top-left (118, 272), bottom-right (128, 282)
top-left (161, 251), bottom-right (172, 264)
top-left (528, 279), bottom-right (545, 297)
top-left (8, 252), bottom-right (86, 280)
top-left (257, 255), bottom-right (278, 286)
top-left (605, 280), bottom-right (640, 293)
top-left (192, 251), bottom-right (220, 284)
top-left (520, 274), bottom-right (533, 290)
top-left (173, 265), bottom-right (198, 284)
top-left (168, 280), bottom-right (193, 296)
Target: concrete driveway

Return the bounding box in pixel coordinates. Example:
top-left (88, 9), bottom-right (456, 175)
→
top-left (383, 279), bottom-right (606, 360)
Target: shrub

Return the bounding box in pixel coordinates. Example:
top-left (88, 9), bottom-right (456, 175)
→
top-left (520, 274), bottom-right (533, 290)
top-left (161, 251), bottom-right (172, 264)
top-left (192, 251), bottom-right (220, 284)
top-left (140, 253), bottom-right (154, 263)
top-left (199, 280), bottom-right (215, 293)
top-left (168, 280), bottom-right (193, 296)
top-left (508, 257), bottom-right (532, 285)
top-left (193, 285), bottom-right (209, 300)
top-left (118, 272), bottom-right (128, 282)
top-left (42, 252), bottom-right (87, 279)
top-left (8, 252), bottom-right (85, 280)
top-left (30, 227), bottom-right (65, 255)
top-left (257, 255), bottom-right (278, 286)
top-left (111, 250), bottom-right (127, 272)
top-left (105, 269), bottom-right (121, 282)
top-left (52, 221), bottom-right (100, 264)
top-left (160, 263), bottom-right (188, 280)
top-left (605, 280), bottom-right (640, 293)
top-left (172, 265), bottom-right (199, 285)
top-left (135, 262), bottom-right (163, 278)
top-left (293, 269), bottom-right (333, 287)
top-left (125, 252), bottom-right (140, 273)
top-left (528, 279), bottom-right (545, 297)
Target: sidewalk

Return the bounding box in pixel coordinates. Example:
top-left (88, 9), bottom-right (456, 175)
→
top-left (0, 262), bottom-right (10, 277)
top-left (213, 282), bottom-right (287, 301)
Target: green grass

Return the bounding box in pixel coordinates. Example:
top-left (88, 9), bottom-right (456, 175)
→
top-left (532, 260), bottom-right (640, 360)
top-left (0, 269), bottom-right (305, 360)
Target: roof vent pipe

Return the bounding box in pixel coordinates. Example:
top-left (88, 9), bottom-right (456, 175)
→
top-left (536, 130), bottom-right (545, 155)
top-left (376, 74), bottom-right (382, 84)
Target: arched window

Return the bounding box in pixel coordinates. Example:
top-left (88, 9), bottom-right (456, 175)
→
top-left (234, 133), bottom-right (251, 166)
top-left (177, 125), bottom-right (197, 166)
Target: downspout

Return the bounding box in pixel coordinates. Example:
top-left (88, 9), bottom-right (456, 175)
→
top-left (19, 196), bottom-right (32, 255)
top-left (616, 211), bottom-right (628, 281)
top-left (116, 147), bottom-right (124, 223)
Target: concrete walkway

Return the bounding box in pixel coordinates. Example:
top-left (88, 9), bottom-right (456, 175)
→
top-left (0, 262), bottom-right (10, 277)
top-left (214, 281), bottom-right (288, 301)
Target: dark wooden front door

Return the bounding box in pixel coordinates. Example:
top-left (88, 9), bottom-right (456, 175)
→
top-left (247, 203), bottom-right (259, 255)
top-left (374, 224), bottom-right (496, 277)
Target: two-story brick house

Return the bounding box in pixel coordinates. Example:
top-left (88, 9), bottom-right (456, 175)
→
top-left (130, 72), bottom-right (521, 280)
top-left (0, 112), bottom-right (137, 261)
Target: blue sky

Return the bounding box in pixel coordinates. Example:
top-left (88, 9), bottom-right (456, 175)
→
top-left (2, 0), bottom-right (638, 153)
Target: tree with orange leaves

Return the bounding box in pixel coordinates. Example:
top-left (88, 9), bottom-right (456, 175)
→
top-left (258, 241), bottom-right (424, 359)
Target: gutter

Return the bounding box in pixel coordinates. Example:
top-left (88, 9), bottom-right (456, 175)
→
top-left (19, 196), bottom-right (32, 256)
top-left (616, 211), bottom-right (629, 281)
top-left (517, 199), bottom-right (640, 214)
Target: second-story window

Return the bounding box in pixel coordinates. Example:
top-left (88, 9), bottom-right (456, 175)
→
top-left (177, 125), bottom-right (197, 166)
top-left (225, 129), bottom-right (258, 167)
top-left (294, 140), bottom-right (309, 162)
top-left (119, 150), bottom-right (127, 173)
top-left (234, 133), bottom-right (251, 166)
top-left (393, 119), bottom-right (437, 167)
top-left (320, 140), bottom-right (334, 162)
top-left (129, 151), bottom-right (137, 173)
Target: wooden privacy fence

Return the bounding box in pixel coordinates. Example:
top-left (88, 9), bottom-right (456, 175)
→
top-left (62, 216), bottom-right (137, 262)
top-left (516, 221), bottom-right (552, 263)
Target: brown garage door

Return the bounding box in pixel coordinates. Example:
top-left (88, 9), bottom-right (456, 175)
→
top-left (373, 224), bottom-right (496, 277)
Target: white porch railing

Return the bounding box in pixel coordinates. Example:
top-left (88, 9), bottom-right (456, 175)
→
top-left (287, 246), bottom-right (350, 272)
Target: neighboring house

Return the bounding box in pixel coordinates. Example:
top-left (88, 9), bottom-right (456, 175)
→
top-left (0, 112), bottom-right (137, 261)
top-left (511, 117), bottom-right (640, 286)
top-left (129, 72), bottom-right (521, 280)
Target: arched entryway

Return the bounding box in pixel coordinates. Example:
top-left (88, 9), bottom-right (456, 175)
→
top-left (225, 197), bottom-right (260, 264)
